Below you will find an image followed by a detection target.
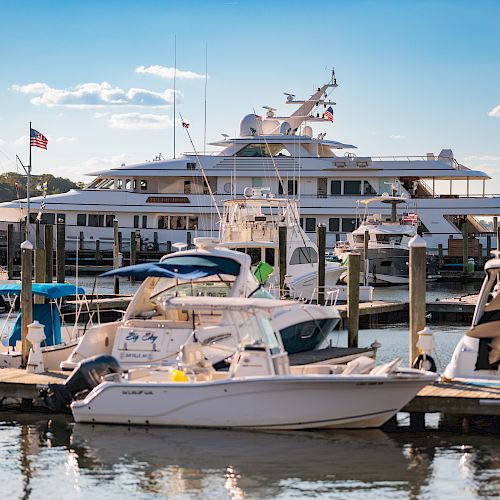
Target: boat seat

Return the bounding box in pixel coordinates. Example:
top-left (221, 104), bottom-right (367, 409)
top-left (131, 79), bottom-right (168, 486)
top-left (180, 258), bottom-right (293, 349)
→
top-left (342, 356), bottom-right (376, 375)
top-left (369, 357), bottom-right (402, 375)
top-left (179, 342), bottom-right (215, 375)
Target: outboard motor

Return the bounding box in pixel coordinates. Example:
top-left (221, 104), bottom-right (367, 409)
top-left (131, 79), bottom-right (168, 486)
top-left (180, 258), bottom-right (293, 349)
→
top-left (43, 354), bottom-right (122, 412)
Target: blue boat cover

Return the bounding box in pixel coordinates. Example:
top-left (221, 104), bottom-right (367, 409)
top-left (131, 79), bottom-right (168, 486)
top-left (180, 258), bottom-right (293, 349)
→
top-left (0, 283), bottom-right (85, 298)
top-left (100, 256), bottom-right (241, 280)
top-left (9, 303), bottom-right (62, 347)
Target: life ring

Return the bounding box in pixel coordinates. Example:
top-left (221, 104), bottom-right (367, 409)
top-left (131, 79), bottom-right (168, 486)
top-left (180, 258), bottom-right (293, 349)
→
top-left (412, 354), bottom-right (437, 372)
top-left (146, 242), bottom-right (154, 251)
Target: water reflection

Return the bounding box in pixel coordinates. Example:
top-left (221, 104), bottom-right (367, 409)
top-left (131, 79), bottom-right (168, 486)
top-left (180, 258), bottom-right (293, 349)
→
top-left (1, 413), bottom-right (499, 499)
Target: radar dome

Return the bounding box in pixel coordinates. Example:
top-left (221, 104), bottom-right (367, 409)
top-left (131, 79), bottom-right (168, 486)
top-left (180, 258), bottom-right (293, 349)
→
top-left (303, 125), bottom-right (313, 137)
top-left (279, 121), bottom-right (291, 135)
top-left (240, 114), bottom-right (263, 137)
top-left (262, 119), bottom-right (280, 135)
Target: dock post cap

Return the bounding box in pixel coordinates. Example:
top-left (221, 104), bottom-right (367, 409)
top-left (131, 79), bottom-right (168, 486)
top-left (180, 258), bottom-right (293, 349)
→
top-left (408, 234), bottom-right (427, 248)
top-left (20, 240), bottom-right (33, 250)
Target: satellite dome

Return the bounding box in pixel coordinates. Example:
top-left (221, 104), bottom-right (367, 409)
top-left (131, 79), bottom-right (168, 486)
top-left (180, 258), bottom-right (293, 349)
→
top-left (303, 125), bottom-right (313, 137)
top-left (239, 114), bottom-right (263, 137)
top-left (262, 119), bottom-right (280, 135)
top-left (279, 121), bottom-right (291, 135)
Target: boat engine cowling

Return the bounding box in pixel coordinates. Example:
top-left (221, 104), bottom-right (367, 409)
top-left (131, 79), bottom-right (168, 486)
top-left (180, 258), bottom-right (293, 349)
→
top-left (42, 354), bottom-right (122, 412)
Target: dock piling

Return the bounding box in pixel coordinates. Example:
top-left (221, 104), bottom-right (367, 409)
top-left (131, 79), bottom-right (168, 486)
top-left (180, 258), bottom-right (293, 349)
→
top-left (347, 252), bottom-right (360, 348)
top-left (409, 234), bottom-right (427, 367)
top-left (497, 226), bottom-right (500, 252)
top-left (437, 243), bottom-right (443, 267)
top-left (34, 223), bottom-right (46, 304)
top-left (7, 223), bottom-right (14, 279)
top-left (316, 223), bottom-right (326, 305)
top-left (487, 234), bottom-right (492, 257)
top-left (113, 220), bottom-right (120, 294)
top-left (130, 231), bottom-right (136, 283)
top-left (44, 224), bottom-right (53, 283)
top-left (56, 222), bottom-right (65, 283)
top-left (364, 229), bottom-right (369, 286)
top-left (462, 220), bottom-right (468, 274)
top-left (20, 240), bottom-right (33, 367)
top-left (278, 226), bottom-right (287, 298)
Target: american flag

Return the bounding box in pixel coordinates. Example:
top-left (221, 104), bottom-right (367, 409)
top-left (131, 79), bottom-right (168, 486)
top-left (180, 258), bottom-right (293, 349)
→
top-left (323, 106), bottom-right (334, 122)
top-left (30, 128), bottom-right (48, 149)
top-left (182, 121), bottom-right (190, 128)
top-left (402, 212), bottom-right (418, 223)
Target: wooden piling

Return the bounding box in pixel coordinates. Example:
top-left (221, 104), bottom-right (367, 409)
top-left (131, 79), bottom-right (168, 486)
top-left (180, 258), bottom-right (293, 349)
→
top-left (44, 224), bottom-right (53, 283)
top-left (409, 235), bottom-right (427, 367)
top-left (130, 231), bottom-right (136, 283)
top-left (364, 229), bottom-right (369, 286)
top-left (20, 240), bottom-right (33, 367)
top-left (437, 243), bottom-right (443, 267)
top-left (166, 241), bottom-right (172, 254)
top-left (494, 216), bottom-right (498, 233)
top-left (33, 223), bottom-right (45, 304)
top-left (113, 220), bottom-right (119, 294)
top-left (95, 240), bottom-right (101, 263)
top-left (7, 223), bottom-right (14, 279)
top-left (118, 231), bottom-right (123, 252)
top-left (497, 226), bottom-right (500, 252)
top-left (187, 231), bottom-right (192, 248)
top-left (79, 231), bottom-right (84, 251)
top-left (316, 224), bottom-right (326, 305)
top-left (487, 234), bottom-right (492, 257)
top-left (153, 232), bottom-right (159, 251)
top-left (462, 220), bottom-right (468, 273)
top-left (347, 252), bottom-right (360, 348)
top-left (278, 226), bottom-right (287, 298)
top-left (56, 222), bottom-right (65, 284)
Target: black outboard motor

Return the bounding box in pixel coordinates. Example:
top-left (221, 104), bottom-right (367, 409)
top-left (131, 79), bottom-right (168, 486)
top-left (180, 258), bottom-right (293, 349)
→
top-left (43, 354), bottom-right (122, 412)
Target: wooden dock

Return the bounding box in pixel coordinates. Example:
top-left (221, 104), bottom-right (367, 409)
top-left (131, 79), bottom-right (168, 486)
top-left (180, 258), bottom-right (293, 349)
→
top-left (404, 379), bottom-right (500, 416)
top-left (0, 368), bottom-right (66, 400)
top-left (336, 300), bottom-right (407, 328)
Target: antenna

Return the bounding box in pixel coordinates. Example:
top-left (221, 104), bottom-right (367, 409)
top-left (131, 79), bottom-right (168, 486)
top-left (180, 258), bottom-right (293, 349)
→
top-left (325, 66), bottom-right (337, 87)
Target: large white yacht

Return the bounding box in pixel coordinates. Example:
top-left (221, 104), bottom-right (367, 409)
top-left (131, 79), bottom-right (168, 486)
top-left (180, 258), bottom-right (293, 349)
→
top-left (0, 74), bottom-right (498, 252)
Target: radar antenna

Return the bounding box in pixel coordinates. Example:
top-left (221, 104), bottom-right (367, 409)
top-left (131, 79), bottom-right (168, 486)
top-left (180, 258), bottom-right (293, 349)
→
top-left (325, 66), bottom-right (338, 87)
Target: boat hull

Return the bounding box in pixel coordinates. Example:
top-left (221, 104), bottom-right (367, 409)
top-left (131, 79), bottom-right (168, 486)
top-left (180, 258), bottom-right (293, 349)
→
top-left (72, 374), bottom-right (433, 429)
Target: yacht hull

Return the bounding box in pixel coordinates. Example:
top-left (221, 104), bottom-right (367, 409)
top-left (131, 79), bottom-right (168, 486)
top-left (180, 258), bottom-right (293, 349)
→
top-left (72, 373), bottom-right (434, 429)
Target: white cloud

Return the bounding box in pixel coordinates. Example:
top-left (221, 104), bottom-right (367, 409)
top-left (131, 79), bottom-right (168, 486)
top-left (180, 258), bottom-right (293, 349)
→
top-left (107, 112), bottom-right (173, 130)
top-left (488, 105), bottom-right (500, 117)
top-left (136, 65), bottom-right (207, 80)
top-left (93, 112), bottom-right (108, 118)
top-left (463, 155), bottom-right (500, 172)
top-left (11, 81), bottom-right (180, 108)
top-left (464, 155), bottom-right (500, 162)
top-left (389, 134), bottom-right (405, 139)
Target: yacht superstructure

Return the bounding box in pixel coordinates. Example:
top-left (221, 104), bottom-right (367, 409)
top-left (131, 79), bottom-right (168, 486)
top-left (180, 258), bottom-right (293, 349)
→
top-left (0, 74), bottom-right (497, 252)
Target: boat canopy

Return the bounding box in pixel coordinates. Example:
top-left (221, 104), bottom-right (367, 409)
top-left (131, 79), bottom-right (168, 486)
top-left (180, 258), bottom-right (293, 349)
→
top-left (101, 257), bottom-right (241, 280)
top-left (0, 283), bottom-right (85, 298)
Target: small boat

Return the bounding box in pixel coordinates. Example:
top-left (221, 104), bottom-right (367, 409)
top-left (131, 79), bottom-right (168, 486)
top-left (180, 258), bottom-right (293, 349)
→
top-left (61, 296), bottom-right (436, 429)
top-left (219, 187), bottom-right (346, 300)
top-left (0, 283), bottom-right (89, 370)
top-left (335, 194), bottom-right (418, 285)
top-left (61, 241), bottom-right (365, 371)
top-left (443, 256), bottom-right (500, 383)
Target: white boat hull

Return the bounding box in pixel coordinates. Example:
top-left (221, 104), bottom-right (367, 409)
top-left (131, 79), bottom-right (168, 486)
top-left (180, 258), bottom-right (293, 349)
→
top-left (72, 372), bottom-right (433, 429)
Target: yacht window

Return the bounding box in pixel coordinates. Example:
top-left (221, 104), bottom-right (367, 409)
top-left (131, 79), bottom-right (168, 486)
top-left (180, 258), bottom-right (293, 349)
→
top-left (235, 143), bottom-right (290, 157)
top-left (56, 213), bottom-right (66, 224)
top-left (331, 180), bottom-right (341, 195)
top-left (305, 218), bottom-right (316, 232)
top-left (341, 218), bottom-right (357, 232)
top-left (299, 217), bottom-right (304, 229)
top-left (278, 180), bottom-right (298, 196)
top-left (376, 234), bottom-right (403, 245)
top-left (290, 247), bottom-right (318, 264)
top-left (186, 162), bottom-right (196, 170)
top-left (188, 216), bottom-right (198, 230)
top-left (354, 235), bottom-right (365, 244)
top-left (171, 215), bottom-right (187, 230)
top-left (364, 181), bottom-right (377, 195)
top-left (30, 213), bottom-right (55, 224)
top-left (344, 180), bottom-right (362, 195)
top-left (224, 182), bottom-right (232, 194)
top-left (116, 179), bottom-right (123, 190)
top-left (329, 218), bottom-right (340, 232)
top-left (252, 177), bottom-right (263, 188)
top-left (317, 178), bottom-right (327, 198)
top-left (142, 215), bottom-right (148, 229)
top-left (134, 215), bottom-right (140, 229)
top-left (125, 179), bottom-right (131, 190)
top-left (96, 178), bottom-right (114, 190)
top-left (184, 180), bottom-right (191, 194)
top-left (105, 215), bottom-right (115, 227)
top-left (140, 180), bottom-right (148, 191)
top-left (88, 214), bottom-right (104, 227)
top-left (158, 215), bottom-right (167, 229)
top-left (77, 214), bottom-right (87, 226)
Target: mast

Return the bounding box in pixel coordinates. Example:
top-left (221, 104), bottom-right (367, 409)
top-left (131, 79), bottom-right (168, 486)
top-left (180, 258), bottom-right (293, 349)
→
top-left (173, 35), bottom-right (177, 159)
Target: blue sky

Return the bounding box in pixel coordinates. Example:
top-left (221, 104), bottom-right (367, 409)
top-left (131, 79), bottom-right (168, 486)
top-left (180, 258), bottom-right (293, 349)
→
top-left (0, 0), bottom-right (499, 192)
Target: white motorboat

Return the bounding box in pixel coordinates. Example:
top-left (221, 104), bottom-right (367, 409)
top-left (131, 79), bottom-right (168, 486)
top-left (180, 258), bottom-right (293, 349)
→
top-left (443, 257), bottom-right (500, 383)
top-left (335, 194), bottom-right (417, 285)
top-left (61, 240), bottom-right (350, 371)
top-left (219, 187), bottom-right (346, 300)
top-left (65, 296), bottom-right (436, 429)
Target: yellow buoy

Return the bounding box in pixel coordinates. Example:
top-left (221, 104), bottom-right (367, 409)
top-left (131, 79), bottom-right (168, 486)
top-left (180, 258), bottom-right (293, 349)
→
top-left (171, 369), bottom-right (188, 382)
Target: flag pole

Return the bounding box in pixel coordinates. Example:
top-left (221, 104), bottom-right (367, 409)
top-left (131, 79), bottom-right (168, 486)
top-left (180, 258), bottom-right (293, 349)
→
top-left (26, 121), bottom-right (32, 242)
